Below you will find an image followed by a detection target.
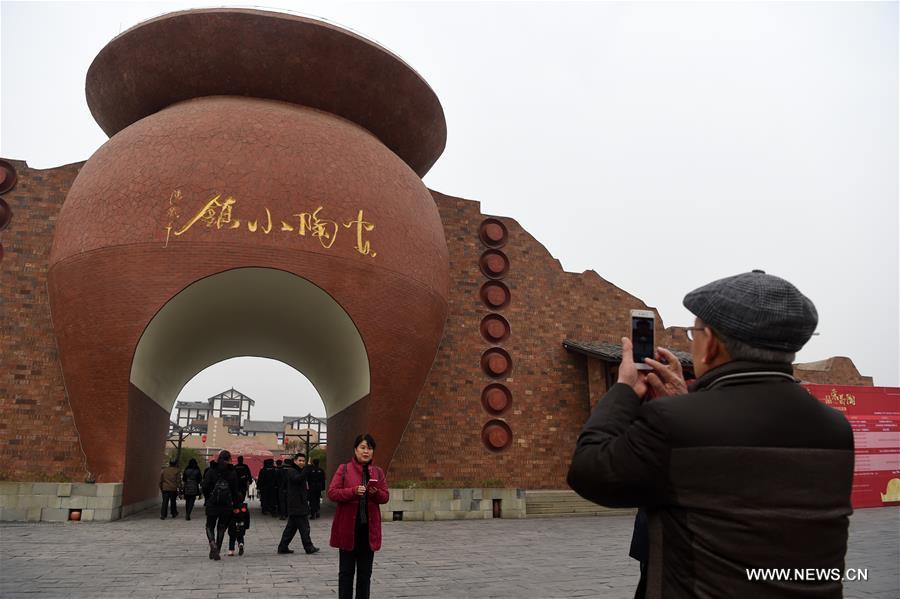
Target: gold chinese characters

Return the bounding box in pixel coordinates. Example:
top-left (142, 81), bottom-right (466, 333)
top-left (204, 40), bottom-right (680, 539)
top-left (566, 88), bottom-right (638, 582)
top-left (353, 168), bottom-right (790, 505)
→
top-left (164, 191), bottom-right (377, 257)
top-left (821, 388), bottom-right (857, 407)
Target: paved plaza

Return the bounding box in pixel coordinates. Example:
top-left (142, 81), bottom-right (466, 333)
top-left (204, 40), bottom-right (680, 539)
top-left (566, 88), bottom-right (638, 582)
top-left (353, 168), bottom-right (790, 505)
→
top-left (1, 503), bottom-right (897, 598)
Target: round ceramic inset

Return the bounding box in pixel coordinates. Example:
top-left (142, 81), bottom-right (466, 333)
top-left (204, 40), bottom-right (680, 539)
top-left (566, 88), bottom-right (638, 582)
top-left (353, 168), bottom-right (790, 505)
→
top-left (0, 160), bottom-right (17, 195)
top-left (479, 249), bottom-right (510, 279)
top-left (481, 348), bottom-right (512, 378)
top-left (480, 314), bottom-right (510, 343)
top-left (479, 218), bottom-right (508, 248)
top-left (481, 383), bottom-right (512, 415)
top-left (479, 281), bottom-right (510, 310)
top-left (481, 419), bottom-right (512, 452)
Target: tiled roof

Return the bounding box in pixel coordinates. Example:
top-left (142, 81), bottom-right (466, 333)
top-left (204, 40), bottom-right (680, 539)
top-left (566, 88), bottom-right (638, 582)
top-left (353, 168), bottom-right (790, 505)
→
top-left (241, 420), bottom-right (284, 433)
top-left (175, 401), bottom-right (209, 409)
top-left (563, 339), bottom-right (693, 367)
top-left (284, 414), bottom-right (327, 425)
top-left (208, 388), bottom-right (256, 405)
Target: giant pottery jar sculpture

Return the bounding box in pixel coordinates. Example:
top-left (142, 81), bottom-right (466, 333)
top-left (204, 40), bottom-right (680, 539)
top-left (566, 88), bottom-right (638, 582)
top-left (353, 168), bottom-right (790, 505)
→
top-left (47, 9), bottom-right (449, 506)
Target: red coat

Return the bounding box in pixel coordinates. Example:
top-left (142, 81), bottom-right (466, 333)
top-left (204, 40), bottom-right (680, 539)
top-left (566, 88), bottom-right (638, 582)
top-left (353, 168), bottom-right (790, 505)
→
top-left (327, 458), bottom-right (389, 551)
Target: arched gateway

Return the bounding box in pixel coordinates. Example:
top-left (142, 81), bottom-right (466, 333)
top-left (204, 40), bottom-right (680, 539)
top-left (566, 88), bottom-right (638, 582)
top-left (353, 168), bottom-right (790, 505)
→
top-left (0, 8), bottom-right (878, 521)
top-left (47, 9), bottom-right (450, 508)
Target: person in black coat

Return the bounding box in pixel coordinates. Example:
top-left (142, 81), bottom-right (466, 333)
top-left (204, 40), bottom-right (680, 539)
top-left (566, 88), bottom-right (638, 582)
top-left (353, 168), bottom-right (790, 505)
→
top-left (234, 455), bottom-right (253, 501)
top-left (257, 459), bottom-right (273, 514)
top-left (201, 450), bottom-right (241, 561)
top-left (568, 271), bottom-right (854, 598)
top-left (276, 454), bottom-right (319, 555)
top-left (181, 458), bottom-right (203, 521)
top-left (275, 459), bottom-right (288, 519)
top-left (307, 458), bottom-right (326, 519)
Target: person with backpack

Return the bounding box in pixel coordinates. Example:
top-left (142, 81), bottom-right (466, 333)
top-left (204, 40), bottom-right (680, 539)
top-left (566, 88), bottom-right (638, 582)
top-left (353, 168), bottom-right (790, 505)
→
top-left (201, 450), bottom-right (240, 561)
top-left (328, 434), bottom-right (389, 599)
top-left (182, 458), bottom-right (203, 521)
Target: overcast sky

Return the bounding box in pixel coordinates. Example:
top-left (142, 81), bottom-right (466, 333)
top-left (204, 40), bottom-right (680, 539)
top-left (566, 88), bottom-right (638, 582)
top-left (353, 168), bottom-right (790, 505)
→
top-left (2, 1), bottom-right (897, 420)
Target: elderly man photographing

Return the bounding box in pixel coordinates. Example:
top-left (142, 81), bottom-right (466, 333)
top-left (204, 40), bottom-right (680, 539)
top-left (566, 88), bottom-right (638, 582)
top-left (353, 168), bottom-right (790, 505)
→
top-left (568, 270), bottom-right (854, 598)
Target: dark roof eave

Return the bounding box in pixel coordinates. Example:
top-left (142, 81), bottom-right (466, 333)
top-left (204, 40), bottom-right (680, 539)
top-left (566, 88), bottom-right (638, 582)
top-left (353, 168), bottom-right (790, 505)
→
top-left (563, 339), bottom-right (694, 367)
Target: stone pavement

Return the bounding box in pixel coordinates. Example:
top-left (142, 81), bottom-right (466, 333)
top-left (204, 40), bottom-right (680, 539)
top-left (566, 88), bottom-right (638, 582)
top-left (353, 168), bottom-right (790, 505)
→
top-left (1, 503), bottom-right (897, 598)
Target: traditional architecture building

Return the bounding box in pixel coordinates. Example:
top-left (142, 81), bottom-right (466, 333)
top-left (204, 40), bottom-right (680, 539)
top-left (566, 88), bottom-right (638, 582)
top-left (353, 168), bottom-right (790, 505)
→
top-left (0, 8), bottom-right (888, 520)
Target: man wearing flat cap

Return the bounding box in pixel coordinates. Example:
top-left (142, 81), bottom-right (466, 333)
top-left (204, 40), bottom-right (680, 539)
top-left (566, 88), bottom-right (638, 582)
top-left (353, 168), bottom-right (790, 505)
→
top-left (568, 270), bottom-right (853, 598)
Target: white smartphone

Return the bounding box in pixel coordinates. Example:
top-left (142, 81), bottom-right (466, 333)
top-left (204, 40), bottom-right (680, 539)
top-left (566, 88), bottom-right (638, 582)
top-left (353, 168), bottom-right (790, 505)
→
top-left (630, 309), bottom-right (655, 371)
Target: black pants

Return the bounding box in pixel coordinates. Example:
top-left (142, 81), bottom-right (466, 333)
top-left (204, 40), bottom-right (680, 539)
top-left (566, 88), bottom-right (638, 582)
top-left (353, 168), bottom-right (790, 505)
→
top-left (228, 521), bottom-right (246, 550)
top-left (160, 491), bottom-right (177, 518)
top-left (205, 514), bottom-right (230, 549)
top-left (634, 561), bottom-right (647, 599)
top-left (309, 492), bottom-right (321, 516)
top-left (339, 524), bottom-right (374, 599)
top-left (278, 514), bottom-right (313, 552)
top-left (184, 495), bottom-right (197, 518)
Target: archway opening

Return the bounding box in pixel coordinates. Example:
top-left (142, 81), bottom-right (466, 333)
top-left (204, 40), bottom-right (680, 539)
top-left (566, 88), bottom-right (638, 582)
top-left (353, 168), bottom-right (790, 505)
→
top-left (167, 357), bottom-right (329, 477)
top-left (125, 267), bottom-right (369, 505)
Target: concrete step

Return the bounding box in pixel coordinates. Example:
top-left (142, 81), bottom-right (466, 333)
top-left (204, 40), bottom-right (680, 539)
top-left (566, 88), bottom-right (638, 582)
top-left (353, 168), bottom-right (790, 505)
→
top-left (525, 490), bottom-right (636, 519)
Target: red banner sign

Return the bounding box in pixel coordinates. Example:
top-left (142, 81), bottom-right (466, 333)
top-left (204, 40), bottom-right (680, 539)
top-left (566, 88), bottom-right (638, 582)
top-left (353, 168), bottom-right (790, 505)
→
top-left (804, 384), bottom-right (900, 509)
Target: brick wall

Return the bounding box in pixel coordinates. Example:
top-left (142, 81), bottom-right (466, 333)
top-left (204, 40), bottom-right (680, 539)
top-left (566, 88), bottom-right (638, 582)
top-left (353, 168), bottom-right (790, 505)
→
top-left (388, 191), bottom-right (680, 489)
top-left (794, 357), bottom-right (874, 387)
top-left (0, 160), bottom-right (88, 481)
top-left (0, 161), bottom-right (876, 490)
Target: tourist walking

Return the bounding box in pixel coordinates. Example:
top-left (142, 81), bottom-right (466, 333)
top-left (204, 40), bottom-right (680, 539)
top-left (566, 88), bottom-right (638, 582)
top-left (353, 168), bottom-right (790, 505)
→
top-left (201, 450), bottom-right (240, 561)
top-left (276, 454), bottom-right (320, 555)
top-left (328, 434), bottom-right (389, 599)
top-left (227, 501), bottom-right (250, 556)
top-left (234, 455), bottom-right (253, 500)
top-left (158, 458), bottom-right (180, 520)
top-left (258, 458), bottom-right (275, 514)
top-left (182, 458), bottom-right (203, 521)
top-left (308, 458), bottom-right (326, 519)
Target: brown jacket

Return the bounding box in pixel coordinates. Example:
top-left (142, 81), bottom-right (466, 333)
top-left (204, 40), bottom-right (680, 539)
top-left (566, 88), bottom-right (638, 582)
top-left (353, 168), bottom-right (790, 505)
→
top-left (159, 465), bottom-right (180, 492)
top-left (568, 361), bottom-right (854, 598)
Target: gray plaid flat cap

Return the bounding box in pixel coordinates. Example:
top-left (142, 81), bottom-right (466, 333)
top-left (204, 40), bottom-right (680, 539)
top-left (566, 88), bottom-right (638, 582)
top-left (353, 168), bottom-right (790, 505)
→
top-left (683, 270), bottom-right (818, 352)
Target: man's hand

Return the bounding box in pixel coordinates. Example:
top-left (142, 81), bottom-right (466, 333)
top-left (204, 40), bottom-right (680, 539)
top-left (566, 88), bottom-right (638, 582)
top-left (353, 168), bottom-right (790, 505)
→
top-left (618, 337), bottom-right (648, 397)
top-left (643, 347), bottom-right (688, 398)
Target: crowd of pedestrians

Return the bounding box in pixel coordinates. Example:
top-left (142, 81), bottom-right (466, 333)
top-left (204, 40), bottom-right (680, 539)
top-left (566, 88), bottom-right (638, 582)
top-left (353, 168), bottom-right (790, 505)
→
top-left (158, 435), bottom-right (388, 599)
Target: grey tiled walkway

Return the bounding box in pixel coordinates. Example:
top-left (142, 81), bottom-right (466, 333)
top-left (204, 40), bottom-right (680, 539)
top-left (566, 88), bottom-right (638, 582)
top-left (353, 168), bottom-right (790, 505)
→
top-left (1, 503), bottom-right (897, 598)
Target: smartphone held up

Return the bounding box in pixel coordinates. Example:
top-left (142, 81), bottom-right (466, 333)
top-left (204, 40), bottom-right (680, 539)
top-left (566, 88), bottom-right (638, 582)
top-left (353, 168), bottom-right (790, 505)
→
top-left (630, 309), bottom-right (655, 371)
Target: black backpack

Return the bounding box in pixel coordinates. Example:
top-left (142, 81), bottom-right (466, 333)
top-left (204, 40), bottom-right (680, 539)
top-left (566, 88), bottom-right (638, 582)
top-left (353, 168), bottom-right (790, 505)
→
top-left (209, 474), bottom-right (232, 507)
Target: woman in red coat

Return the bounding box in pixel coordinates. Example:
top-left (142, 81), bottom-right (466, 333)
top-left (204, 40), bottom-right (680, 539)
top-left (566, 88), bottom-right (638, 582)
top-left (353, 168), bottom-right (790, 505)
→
top-left (328, 433), bottom-right (390, 599)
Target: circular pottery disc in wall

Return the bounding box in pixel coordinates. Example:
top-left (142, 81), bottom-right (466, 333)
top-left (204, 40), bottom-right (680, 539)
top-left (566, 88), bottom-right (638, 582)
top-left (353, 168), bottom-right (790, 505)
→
top-left (479, 249), bottom-right (510, 279)
top-left (482, 419), bottom-right (512, 452)
top-left (481, 383), bottom-right (512, 415)
top-left (0, 160), bottom-right (18, 195)
top-left (479, 281), bottom-right (510, 310)
top-left (480, 314), bottom-right (510, 343)
top-left (479, 218), bottom-right (508, 248)
top-left (481, 347), bottom-right (512, 378)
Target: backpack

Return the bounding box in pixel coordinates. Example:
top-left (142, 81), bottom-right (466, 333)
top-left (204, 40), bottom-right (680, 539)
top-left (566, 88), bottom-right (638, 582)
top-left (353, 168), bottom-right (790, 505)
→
top-left (209, 474), bottom-right (232, 508)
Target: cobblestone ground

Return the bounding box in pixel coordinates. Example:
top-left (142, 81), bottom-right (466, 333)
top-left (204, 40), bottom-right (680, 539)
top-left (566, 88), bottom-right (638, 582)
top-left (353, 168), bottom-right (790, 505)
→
top-left (1, 503), bottom-right (897, 598)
